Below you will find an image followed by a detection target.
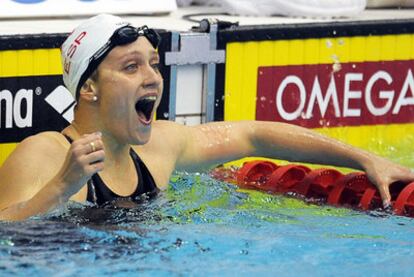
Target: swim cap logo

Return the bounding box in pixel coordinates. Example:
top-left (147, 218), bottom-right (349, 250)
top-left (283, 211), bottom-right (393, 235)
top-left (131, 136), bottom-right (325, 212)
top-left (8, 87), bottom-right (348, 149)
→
top-left (63, 31), bottom-right (87, 75)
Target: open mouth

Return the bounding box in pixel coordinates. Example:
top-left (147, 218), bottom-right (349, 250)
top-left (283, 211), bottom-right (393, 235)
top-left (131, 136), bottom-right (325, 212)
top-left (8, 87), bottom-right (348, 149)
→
top-left (135, 95), bottom-right (157, 124)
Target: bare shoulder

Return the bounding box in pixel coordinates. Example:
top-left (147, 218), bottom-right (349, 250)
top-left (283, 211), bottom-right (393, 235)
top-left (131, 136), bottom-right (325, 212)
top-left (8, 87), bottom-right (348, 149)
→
top-left (144, 120), bottom-right (190, 150)
top-left (0, 131), bottom-right (68, 181)
top-left (132, 120), bottom-right (191, 188)
top-left (0, 131), bottom-right (70, 207)
top-left (135, 120), bottom-right (189, 158)
top-left (151, 119), bottom-right (188, 133)
top-left (5, 131), bottom-right (68, 161)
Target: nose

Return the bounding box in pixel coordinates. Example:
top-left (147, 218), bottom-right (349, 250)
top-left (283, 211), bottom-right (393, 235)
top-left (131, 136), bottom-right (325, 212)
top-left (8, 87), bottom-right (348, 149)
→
top-left (142, 63), bottom-right (162, 89)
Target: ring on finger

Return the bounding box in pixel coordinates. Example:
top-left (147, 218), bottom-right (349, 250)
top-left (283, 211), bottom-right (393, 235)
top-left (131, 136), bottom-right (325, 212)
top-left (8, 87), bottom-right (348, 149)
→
top-left (90, 141), bottom-right (96, 152)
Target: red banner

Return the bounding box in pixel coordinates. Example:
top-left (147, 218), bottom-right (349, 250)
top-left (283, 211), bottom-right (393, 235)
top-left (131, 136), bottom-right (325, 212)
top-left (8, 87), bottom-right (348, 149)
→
top-left (256, 60), bottom-right (414, 128)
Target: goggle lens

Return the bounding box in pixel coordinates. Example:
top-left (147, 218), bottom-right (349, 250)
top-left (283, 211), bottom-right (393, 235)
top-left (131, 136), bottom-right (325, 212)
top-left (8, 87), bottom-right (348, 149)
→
top-left (113, 25), bottom-right (161, 49)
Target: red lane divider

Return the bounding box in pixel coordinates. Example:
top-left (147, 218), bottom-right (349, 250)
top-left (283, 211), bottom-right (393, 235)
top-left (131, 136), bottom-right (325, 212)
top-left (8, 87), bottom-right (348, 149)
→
top-left (235, 161), bottom-right (278, 189)
top-left (267, 165), bottom-right (310, 193)
top-left (210, 160), bottom-right (414, 218)
top-left (293, 168), bottom-right (343, 200)
top-left (394, 183), bottom-right (414, 216)
top-left (327, 172), bottom-right (381, 210)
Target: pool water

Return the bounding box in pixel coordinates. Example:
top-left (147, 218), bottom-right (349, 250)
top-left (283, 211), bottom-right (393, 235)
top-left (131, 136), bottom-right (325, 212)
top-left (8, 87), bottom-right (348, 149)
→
top-left (1, 168), bottom-right (414, 277)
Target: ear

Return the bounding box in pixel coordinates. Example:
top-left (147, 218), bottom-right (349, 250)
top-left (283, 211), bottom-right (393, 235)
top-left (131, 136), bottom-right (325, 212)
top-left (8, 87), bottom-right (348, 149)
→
top-left (79, 79), bottom-right (98, 102)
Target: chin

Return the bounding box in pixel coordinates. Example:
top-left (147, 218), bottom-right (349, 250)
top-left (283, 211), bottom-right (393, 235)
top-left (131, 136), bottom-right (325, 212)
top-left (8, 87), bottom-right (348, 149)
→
top-left (130, 127), bottom-right (151, 145)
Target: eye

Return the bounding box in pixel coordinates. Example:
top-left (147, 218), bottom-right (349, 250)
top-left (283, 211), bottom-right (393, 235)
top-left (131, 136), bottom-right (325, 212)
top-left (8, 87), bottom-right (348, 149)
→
top-left (124, 63), bottom-right (138, 72)
top-left (151, 63), bottom-right (160, 72)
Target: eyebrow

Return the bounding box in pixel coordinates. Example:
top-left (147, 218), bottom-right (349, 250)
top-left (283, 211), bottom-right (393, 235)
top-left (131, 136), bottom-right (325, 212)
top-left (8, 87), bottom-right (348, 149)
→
top-left (121, 50), bottom-right (159, 61)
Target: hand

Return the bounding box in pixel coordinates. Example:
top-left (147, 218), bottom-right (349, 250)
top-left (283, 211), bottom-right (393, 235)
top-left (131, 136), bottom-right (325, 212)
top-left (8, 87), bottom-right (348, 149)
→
top-left (363, 156), bottom-right (414, 208)
top-left (58, 132), bottom-right (105, 198)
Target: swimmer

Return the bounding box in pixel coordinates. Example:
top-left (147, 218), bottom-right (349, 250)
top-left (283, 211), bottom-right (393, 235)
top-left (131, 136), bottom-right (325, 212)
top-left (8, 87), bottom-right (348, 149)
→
top-left (0, 14), bottom-right (413, 221)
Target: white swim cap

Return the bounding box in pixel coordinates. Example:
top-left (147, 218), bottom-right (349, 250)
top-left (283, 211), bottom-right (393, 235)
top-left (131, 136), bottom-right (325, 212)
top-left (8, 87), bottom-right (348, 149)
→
top-left (61, 14), bottom-right (129, 100)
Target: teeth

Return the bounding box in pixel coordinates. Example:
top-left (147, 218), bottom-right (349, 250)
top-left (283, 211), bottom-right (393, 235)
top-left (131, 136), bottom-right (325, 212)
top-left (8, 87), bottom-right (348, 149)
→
top-left (142, 95), bottom-right (157, 101)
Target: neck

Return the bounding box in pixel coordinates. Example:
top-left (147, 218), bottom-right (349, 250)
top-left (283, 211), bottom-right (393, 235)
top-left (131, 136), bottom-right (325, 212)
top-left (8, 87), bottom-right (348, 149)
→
top-left (71, 104), bottom-right (101, 134)
top-left (102, 134), bottom-right (131, 168)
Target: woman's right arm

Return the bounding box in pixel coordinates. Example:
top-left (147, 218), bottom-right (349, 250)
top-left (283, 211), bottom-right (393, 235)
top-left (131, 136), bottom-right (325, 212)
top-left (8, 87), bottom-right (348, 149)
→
top-left (0, 132), bottom-right (104, 221)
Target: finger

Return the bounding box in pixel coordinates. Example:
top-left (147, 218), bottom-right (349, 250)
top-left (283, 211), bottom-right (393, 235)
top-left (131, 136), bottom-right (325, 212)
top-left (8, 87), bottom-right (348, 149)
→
top-left (377, 184), bottom-right (391, 208)
top-left (83, 139), bottom-right (104, 154)
top-left (80, 151), bottom-right (105, 175)
top-left (72, 134), bottom-right (103, 156)
top-left (76, 132), bottom-right (102, 145)
top-left (398, 170), bottom-right (414, 183)
top-left (85, 159), bottom-right (105, 175)
top-left (85, 150), bottom-right (105, 164)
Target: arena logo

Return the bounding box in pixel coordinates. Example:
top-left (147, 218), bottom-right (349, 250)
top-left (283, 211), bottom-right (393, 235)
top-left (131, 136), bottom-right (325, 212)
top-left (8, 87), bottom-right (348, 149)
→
top-left (0, 75), bottom-right (73, 143)
top-left (0, 88), bottom-right (33, 129)
top-left (256, 61), bottom-right (414, 128)
top-left (44, 85), bottom-right (75, 123)
top-left (0, 85), bottom-right (74, 129)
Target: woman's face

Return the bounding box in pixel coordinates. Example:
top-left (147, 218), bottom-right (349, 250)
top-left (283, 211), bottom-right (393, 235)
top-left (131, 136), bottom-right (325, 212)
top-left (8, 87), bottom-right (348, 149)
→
top-left (94, 36), bottom-right (163, 145)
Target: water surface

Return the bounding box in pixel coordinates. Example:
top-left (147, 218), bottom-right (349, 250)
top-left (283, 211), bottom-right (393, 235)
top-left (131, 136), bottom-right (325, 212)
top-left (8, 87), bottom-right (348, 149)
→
top-left (1, 170), bottom-right (413, 277)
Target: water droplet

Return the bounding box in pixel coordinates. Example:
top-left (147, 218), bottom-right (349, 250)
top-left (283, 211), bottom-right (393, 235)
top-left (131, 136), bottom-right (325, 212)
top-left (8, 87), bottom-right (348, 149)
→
top-left (0, 240), bottom-right (14, 246)
top-left (301, 112), bottom-right (306, 119)
top-left (35, 87), bottom-right (42, 95)
top-left (332, 62), bottom-right (342, 73)
top-left (326, 39), bottom-right (333, 48)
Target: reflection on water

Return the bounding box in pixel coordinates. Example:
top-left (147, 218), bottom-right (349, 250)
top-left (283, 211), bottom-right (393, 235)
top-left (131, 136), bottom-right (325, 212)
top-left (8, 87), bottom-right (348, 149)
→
top-left (1, 166), bottom-right (414, 276)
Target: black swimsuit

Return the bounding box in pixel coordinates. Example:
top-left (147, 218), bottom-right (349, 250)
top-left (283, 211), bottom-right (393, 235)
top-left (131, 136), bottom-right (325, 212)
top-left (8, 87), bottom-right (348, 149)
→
top-left (65, 136), bottom-right (158, 206)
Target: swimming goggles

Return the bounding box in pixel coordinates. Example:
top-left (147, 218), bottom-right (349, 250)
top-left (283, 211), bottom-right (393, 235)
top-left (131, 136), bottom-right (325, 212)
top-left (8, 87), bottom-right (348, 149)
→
top-left (76, 25), bottom-right (161, 97)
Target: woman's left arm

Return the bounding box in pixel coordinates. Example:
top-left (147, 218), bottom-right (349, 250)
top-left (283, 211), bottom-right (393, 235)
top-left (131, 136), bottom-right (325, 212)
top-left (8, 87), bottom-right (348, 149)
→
top-left (174, 120), bottom-right (414, 206)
